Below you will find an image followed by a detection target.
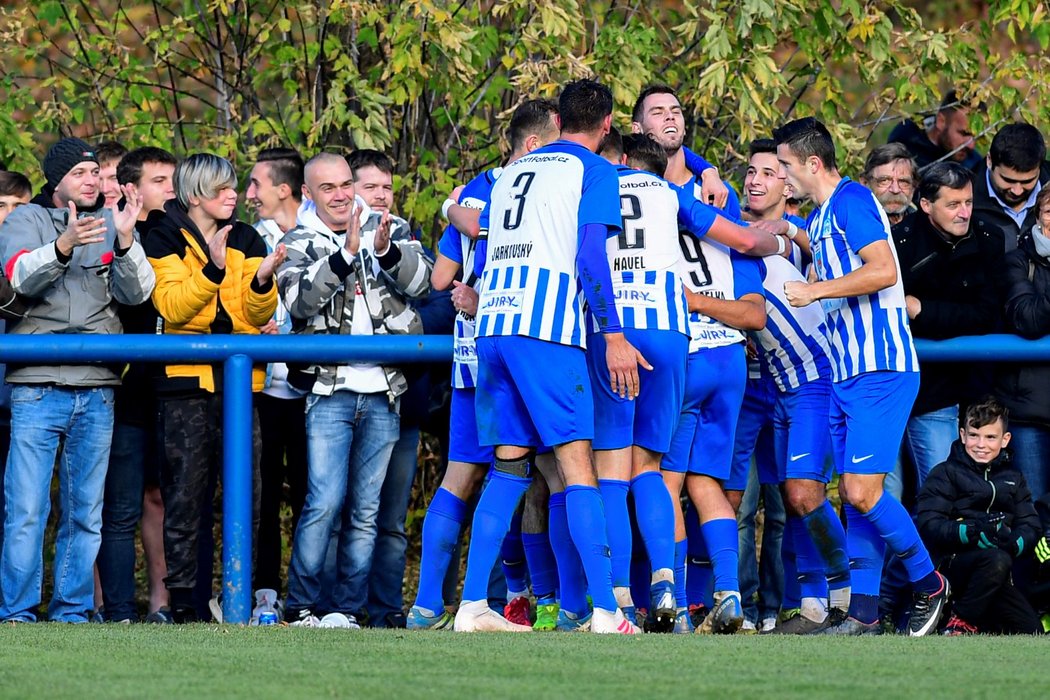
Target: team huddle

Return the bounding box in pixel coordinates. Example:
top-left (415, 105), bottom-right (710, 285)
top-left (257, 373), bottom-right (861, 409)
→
top-left (407, 79), bottom-right (949, 636)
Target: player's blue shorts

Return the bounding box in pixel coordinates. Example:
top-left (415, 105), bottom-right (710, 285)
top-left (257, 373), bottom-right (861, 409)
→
top-left (773, 376), bottom-right (832, 483)
top-left (662, 343), bottom-right (746, 478)
top-left (831, 370), bottom-right (919, 475)
top-left (725, 374), bottom-right (778, 491)
top-left (586, 328), bottom-right (688, 453)
top-left (448, 388), bottom-right (494, 465)
top-left (475, 335), bottom-right (593, 448)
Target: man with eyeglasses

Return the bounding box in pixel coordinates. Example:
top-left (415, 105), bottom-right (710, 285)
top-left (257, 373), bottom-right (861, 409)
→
top-left (860, 143), bottom-right (918, 227)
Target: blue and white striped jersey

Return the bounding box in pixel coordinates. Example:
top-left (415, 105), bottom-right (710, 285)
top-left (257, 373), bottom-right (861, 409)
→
top-left (808, 178), bottom-right (918, 381)
top-left (476, 141), bottom-right (621, 348)
top-left (752, 255), bottom-right (832, 392)
top-left (589, 167), bottom-right (688, 335)
top-left (437, 168), bottom-right (500, 389)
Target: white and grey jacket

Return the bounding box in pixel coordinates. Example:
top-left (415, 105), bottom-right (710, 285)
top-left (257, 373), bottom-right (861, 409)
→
top-left (0, 196), bottom-right (155, 385)
top-left (277, 198), bottom-right (431, 398)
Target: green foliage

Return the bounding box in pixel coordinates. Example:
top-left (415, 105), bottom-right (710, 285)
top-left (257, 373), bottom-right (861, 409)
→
top-left (0, 1), bottom-right (1047, 244)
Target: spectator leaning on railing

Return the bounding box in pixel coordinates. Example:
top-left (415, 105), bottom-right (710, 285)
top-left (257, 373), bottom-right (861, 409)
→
top-left (0, 137), bottom-right (155, 623)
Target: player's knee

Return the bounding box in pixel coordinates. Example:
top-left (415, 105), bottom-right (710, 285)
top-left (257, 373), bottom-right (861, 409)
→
top-left (784, 482), bottom-right (821, 516)
top-left (495, 452), bottom-right (535, 479)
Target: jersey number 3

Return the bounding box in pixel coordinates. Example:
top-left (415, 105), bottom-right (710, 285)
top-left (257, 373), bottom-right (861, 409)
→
top-left (502, 172), bottom-right (536, 230)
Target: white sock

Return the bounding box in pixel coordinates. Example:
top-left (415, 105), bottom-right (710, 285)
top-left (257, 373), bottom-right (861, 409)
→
top-left (650, 568), bottom-right (674, 585)
top-left (613, 586), bottom-right (634, 609)
top-left (800, 596), bottom-right (828, 623)
top-left (829, 586), bottom-right (851, 612)
top-left (459, 600), bottom-right (488, 615)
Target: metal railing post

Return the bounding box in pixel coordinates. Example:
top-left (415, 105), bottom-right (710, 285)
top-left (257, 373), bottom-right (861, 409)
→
top-left (222, 353), bottom-right (254, 624)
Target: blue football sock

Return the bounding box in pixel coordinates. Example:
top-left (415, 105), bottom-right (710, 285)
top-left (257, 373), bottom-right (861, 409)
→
top-left (700, 518), bottom-right (739, 593)
top-left (630, 472), bottom-right (675, 574)
top-left (803, 500), bottom-right (850, 590)
top-left (789, 516), bottom-right (827, 600)
top-left (845, 504), bottom-right (885, 605)
top-left (864, 492), bottom-right (937, 591)
top-left (415, 488), bottom-right (466, 613)
top-left (548, 492), bottom-right (590, 617)
top-left (500, 512), bottom-right (529, 596)
top-left (850, 594), bottom-right (880, 625)
top-left (674, 539), bottom-right (688, 608)
top-left (522, 531), bottom-right (558, 601)
top-left (685, 505), bottom-right (713, 607)
top-left (598, 479), bottom-right (632, 589)
top-left (564, 485), bottom-right (617, 613)
top-left (460, 471), bottom-right (530, 602)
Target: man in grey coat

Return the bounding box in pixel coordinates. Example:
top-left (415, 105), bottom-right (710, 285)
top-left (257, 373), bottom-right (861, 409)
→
top-left (0, 137), bottom-right (155, 623)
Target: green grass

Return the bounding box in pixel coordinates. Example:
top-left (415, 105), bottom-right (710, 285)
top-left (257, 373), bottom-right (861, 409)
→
top-left (0, 626), bottom-right (1044, 699)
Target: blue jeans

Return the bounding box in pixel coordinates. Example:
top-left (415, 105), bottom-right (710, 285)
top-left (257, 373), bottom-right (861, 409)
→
top-left (367, 424), bottom-right (420, 625)
top-left (738, 462), bottom-right (786, 624)
top-left (903, 405), bottom-right (958, 490)
top-left (1008, 424), bottom-right (1050, 504)
top-left (286, 391), bottom-right (399, 616)
top-left (97, 420), bottom-right (151, 621)
top-left (0, 386), bottom-right (114, 622)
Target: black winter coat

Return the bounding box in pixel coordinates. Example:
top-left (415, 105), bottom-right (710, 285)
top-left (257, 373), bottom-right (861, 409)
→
top-left (892, 211), bottom-right (1004, 414)
top-left (997, 231), bottom-right (1050, 427)
top-left (917, 440), bottom-right (1039, 564)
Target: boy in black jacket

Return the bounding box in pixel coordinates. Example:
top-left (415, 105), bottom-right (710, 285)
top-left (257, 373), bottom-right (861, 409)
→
top-left (917, 398), bottom-right (1042, 635)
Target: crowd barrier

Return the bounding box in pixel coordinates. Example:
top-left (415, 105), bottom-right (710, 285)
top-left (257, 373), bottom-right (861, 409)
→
top-left (0, 332), bottom-right (1040, 623)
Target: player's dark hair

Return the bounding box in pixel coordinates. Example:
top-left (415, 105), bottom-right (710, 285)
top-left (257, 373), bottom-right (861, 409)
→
top-left (259, 147), bottom-right (305, 200)
top-left (558, 79), bottom-right (613, 134)
top-left (94, 140), bottom-right (128, 166)
top-left (0, 170), bottom-right (31, 198)
top-left (862, 142), bottom-right (917, 182)
top-left (599, 127), bottom-right (624, 160)
top-left (748, 138), bottom-right (777, 159)
top-left (116, 146), bottom-right (178, 186)
top-left (773, 117), bottom-right (837, 171)
top-left (346, 148), bottom-right (393, 177)
top-left (623, 133), bottom-right (667, 176)
top-left (507, 99), bottom-right (559, 152)
top-left (632, 84), bottom-right (678, 124)
top-left (988, 123), bottom-right (1046, 172)
top-left (918, 162), bottom-right (972, 202)
top-left (964, 396), bottom-right (1009, 432)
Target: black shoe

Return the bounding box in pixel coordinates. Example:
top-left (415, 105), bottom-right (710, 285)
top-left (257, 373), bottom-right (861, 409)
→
top-left (384, 611), bottom-right (407, 629)
top-left (907, 572), bottom-right (950, 637)
top-left (771, 612), bottom-right (830, 635)
top-left (172, 605), bottom-right (199, 624)
top-left (804, 607), bottom-right (849, 635)
top-left (145, 608), bottom-right (174, 625)
top-left (817, 615), bottom-right (883, 636)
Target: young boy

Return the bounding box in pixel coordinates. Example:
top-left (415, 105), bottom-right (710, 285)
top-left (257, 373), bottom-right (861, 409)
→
top-left (916, 397), bottom-right (1042, 635)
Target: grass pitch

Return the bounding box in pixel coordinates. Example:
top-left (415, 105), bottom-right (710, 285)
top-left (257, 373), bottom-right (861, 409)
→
top-left (0, 625), bottom-right (1042, 699)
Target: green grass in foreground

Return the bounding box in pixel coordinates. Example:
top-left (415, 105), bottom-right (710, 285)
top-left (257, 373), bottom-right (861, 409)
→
top-left (0, 625), bottom-right (1044, 699)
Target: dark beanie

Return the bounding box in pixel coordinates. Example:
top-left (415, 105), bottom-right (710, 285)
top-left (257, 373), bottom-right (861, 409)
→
top-left (43, 138), bottom-right (98, 191)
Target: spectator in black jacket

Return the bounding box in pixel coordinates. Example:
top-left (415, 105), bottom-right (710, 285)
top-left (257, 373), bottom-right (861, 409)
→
top-left (892, 162), bottom-right (1004, 489)
top-left (917, 398), bottom-right (1042, 635)
top-left (887, 89), bottom-right (982, 173)
top-left (998, 188), bottom-right (1050, 501)
top-left (972, 123), bottom-right (1050, 253)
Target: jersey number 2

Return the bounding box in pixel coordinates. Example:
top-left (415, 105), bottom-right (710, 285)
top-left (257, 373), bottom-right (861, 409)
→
top-left (502, 172), bottom-right (536, 230)
top-left (617, 194), bottom-right (645, 250)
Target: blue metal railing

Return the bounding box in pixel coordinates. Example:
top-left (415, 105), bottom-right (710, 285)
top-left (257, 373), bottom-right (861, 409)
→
top-left (0, 331), bottom-right (1046, 623)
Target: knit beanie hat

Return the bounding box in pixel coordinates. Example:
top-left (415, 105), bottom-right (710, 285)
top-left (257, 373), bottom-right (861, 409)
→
top-left (43, 138), bottom-right (98, 191)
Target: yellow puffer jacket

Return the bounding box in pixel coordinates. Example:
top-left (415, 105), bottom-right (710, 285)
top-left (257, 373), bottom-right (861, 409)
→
top-left (144, 204), bottom-right (277, 393)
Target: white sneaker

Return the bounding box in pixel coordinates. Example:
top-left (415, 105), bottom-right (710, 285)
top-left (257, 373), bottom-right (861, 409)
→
top-left (318, 612), bottom-right (361, 629)
top-left (454, 601), bottom-right (532, 632)
top-left (208, 595), bottom-right (223, 623)
top-left (289, 612), bottom-right (320, 628)
top-left (759, 616), bottom-right (777, 633)
top-left (590, 608), bottom-right (641, 635)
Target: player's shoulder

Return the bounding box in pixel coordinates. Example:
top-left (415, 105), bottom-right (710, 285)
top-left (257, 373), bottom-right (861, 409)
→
top-left (784, 212), bottom-right (806, 228)
top-left (617, 166), bottom-right (670, 189)
top-left (833, 178), bottom-right (879, 213)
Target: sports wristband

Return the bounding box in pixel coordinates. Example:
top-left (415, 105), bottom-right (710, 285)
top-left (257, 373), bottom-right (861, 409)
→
top-left (786, 222), bottom-right (799, 240)
top-left (441, 198), bottom-right (456, 220)
top-left (775, 234), bottom-right (787, 256)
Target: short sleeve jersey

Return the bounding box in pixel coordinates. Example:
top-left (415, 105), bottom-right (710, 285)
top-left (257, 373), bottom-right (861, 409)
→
top-left (591, 167), bottom-right (688, 336)
top-left (752, 254), bottom-right (832, 392)
top-left (437, 167), bottom-right (500, 389)
top-left (807, 177), bottom-right (918, 381)
top-left (476, 140), bottom-right (621, 349)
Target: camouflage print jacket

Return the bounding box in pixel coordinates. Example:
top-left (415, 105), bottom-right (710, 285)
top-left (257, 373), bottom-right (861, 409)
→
top-left (277, 198), bottom-right (432, 398)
